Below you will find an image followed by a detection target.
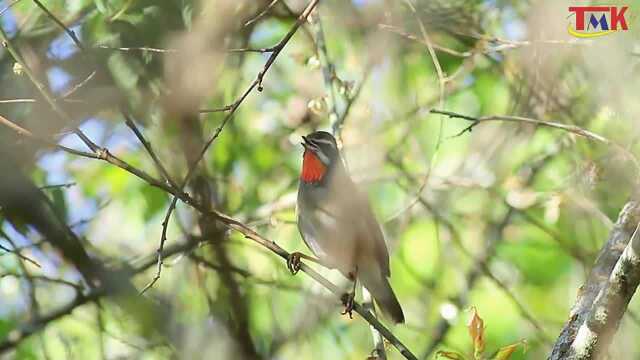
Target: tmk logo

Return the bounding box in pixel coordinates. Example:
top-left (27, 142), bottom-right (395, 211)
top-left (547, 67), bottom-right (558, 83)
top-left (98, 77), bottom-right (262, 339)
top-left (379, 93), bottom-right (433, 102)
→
top-left (568, 6), bottom-right (629, 38)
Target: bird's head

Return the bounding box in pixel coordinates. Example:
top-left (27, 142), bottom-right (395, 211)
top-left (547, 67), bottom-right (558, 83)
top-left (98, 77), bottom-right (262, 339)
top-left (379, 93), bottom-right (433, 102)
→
top-left (300, 131), bottom-right (339, 183)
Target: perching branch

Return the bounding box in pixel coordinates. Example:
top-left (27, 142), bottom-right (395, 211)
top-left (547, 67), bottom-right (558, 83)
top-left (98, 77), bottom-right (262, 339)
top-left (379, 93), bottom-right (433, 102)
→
top-left (550, 201), bottom-right (640, 360)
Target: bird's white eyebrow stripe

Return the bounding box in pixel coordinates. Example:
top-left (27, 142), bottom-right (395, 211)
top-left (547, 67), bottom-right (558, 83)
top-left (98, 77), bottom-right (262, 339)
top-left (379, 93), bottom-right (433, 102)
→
top-left (315, 149), bottom-right (330, 164)
top-left (311, 138), bottom-right (334, 146)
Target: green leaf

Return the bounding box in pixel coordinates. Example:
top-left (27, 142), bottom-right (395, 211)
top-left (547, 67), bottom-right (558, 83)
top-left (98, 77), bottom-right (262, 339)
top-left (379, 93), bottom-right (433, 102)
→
top-left (141, 186), bottom-right (167, 221)
top-left (0, 318), bottom-right (15, 341)
top-left (50, 187), bottom-right (68, 221)
top-left (94, 0), bottom-right (109, 14)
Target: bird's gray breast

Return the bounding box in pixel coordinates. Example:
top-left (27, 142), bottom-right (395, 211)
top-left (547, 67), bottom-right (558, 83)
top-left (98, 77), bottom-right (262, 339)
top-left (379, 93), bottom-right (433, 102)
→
top-left (296, 181), bottom-right (356, 272)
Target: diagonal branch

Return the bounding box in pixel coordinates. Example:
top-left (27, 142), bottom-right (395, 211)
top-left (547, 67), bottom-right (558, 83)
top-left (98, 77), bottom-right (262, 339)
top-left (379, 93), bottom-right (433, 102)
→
top-left (0, 27), bottom-right (98, 152)
top-left (31, 0), bottom-right (84, 50)
top-left (550, 201), bottom-right (640, 360)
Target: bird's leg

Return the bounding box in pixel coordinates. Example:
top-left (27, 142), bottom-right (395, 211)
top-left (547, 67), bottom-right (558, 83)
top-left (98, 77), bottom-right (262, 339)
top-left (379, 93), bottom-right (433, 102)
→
top-left (287, 252), bottom-right (322, 275)
top-left (341, 267), bottom-right (358, 319)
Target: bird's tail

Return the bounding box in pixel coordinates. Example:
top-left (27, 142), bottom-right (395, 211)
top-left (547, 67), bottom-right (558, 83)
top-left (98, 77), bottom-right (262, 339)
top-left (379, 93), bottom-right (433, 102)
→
top-left (359, 269), bottom-right (405, 324)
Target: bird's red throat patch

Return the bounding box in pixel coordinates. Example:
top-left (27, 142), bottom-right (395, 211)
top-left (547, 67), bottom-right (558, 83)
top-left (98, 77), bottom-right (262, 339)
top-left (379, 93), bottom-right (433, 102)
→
top-left (301, 150), bottom-right (327, 183)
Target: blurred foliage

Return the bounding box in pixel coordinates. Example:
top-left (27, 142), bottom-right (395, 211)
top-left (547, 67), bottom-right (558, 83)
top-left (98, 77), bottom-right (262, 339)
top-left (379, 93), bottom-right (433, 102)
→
top-left (1, 0), bottom-right (640, 359)
top-left (436, 308), bottom-right (526, 360)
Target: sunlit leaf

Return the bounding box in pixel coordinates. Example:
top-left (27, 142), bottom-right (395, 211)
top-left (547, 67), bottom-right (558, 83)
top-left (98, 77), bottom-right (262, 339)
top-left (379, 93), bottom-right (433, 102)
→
top-left (94, 0), bottom-right (109, 14)
top-left (493, 340), bottom-right (527, 360)
top-left (467, 307), bottom-right (485, 358)
top-left (12, 63), bottom-right (23, 75)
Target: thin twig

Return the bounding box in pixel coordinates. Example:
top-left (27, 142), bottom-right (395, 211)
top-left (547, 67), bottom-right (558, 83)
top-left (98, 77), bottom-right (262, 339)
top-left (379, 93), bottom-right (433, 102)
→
top-left (0, 114), bottom-right (97, 158)
top-left (0, 242), bottom-right (41, 268)
top-left (61, 70), bottom-right (96, 98)
top-left (0, 0), bottom-right (24, 17)
top-left (32, 0), bottom-right (84, 50)
top-left (95, 44), bottom-right (278, 54)
top-left (94, 45), bottom-right (177, 53)
top-left (430, 108), bottom-right (640, 173)
top-left (227, 46), bottom-right (278, 53)
top-left (0, 27), bottom-right (99, 152)
top-left (378, 23), bottom-right (473, 58)
top-left (244, 0), bottom-right (280, 27)
top-left (363, 287), bottom-right (387, 359)
top-left (198, 104), bottom-right (234, 113)
top-left (0, 99), bottom-right (37, 104)
top-left (123, 113), bottom-right (178, 189)
top-left (138, 195), bottom-right (178, 294)
top-left (401, 0), bottom-right (447, 222)
top-left (39, 182), bottom-right (76, 190)
top-left (432, 109), bottom-right (610, 142)
top-left (1, 272), bottom-right (82, 291)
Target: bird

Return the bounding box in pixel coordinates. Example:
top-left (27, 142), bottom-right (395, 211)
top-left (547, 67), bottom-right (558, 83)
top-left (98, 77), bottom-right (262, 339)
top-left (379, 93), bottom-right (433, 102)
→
top-left (290, 130), bottom-right (404, 324)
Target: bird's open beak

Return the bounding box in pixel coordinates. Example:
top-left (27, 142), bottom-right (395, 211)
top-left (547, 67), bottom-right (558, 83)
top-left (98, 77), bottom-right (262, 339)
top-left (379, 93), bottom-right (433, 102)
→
top-left (301, 135), bottom-right (310, 149)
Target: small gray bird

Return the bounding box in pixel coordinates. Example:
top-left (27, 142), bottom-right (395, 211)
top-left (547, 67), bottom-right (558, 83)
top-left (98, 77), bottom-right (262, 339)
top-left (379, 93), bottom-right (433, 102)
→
top-left (290, 131), bottom-right (404, 324)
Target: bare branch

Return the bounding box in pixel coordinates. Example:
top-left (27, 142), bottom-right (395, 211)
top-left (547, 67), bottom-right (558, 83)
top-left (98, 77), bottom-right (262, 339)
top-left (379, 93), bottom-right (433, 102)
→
top-left (123, 113), bottom-right (178, 189)
top-left (39, 182), bottom-right (76, 190)
top-left (0, 240), bottom-right (41, 268)
top-left (32, 0), bottom-right (84, 50)
top-left (94, 45), bottom-right (177, 53)
top-left (244, 0), bottom-right (281, 27)
top-left (0, 27), bottom-right (99, 152)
